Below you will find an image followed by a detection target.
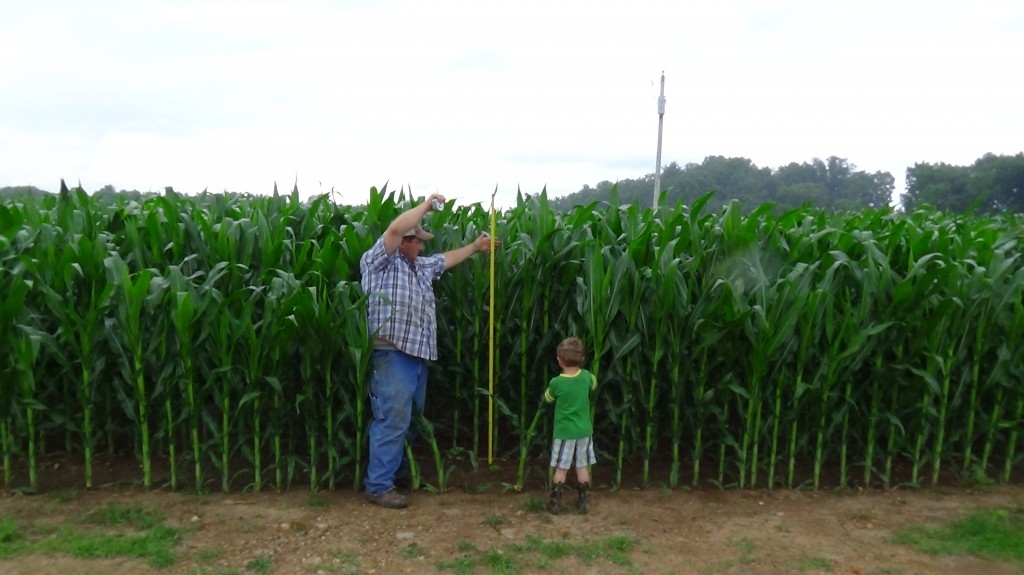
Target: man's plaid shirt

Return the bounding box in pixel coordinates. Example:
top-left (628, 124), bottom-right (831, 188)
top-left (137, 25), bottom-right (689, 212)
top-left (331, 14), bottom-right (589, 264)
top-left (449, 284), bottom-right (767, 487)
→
top-left (359, 236), bottom-right (446, 360)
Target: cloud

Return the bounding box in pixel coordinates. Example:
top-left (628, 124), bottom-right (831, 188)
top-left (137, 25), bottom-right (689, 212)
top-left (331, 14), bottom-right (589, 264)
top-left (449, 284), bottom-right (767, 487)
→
top-left (2, 0), bottom-right (1022, 209)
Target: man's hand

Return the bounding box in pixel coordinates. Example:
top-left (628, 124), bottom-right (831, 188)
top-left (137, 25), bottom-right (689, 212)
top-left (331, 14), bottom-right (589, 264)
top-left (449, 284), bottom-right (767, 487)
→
top-left (427, 193), bottom-right (446, 212)
top-left (444, 233), bottom-right (501, 270)
top-left (474, 233), bottom-right (500, 252)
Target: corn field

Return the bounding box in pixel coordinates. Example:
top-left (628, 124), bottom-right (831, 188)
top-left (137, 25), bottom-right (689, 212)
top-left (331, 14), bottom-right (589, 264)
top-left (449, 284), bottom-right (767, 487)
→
top-left (1, 184), bottom-right (1022, 494)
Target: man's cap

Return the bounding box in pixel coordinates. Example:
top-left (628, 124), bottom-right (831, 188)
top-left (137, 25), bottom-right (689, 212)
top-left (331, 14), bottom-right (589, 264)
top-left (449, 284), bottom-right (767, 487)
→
top-left (403, 225), bottom-right (434, 241)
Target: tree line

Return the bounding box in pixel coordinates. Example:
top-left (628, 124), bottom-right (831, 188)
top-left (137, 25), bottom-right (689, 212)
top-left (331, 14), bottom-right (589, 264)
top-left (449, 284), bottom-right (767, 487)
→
top-left (3, 152), bottom-right (1022, 214)
top-left (902, 153), bottom-right (1024, 215)
top-left (551, 155), bottom-right (893, 213)
top-left (549, 153), bottom-right (1024, 215)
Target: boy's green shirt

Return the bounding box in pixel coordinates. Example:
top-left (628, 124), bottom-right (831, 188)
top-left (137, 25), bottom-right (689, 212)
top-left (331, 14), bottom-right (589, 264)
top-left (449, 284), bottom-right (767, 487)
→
top-left (544, 369), bottom-right (597, 440)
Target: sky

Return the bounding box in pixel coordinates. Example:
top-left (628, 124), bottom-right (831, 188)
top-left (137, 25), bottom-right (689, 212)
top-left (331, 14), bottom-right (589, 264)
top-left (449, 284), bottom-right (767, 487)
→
top-left (2, 0), bottom-right (1022, 209)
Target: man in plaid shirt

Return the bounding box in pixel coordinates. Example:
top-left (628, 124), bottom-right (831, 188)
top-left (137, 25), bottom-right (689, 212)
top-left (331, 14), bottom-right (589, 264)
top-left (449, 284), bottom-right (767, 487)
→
top-left (359, 193), bottom-right (499, 509)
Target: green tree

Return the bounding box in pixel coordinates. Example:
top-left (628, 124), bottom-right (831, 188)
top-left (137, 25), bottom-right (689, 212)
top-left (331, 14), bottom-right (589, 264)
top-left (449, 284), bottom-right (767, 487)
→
top-left (673, 156), bottom-right (776, 210)
top-left (903, 162), bottom-right (971, 212)
top-left (969, 153), bottom-right (1024, 213)
top-left (834, 170), bottom-right (894, 210)
top-left (776, 157), bottom-right (893, 211)
top-left (0, 185), bottom-right (51, 199)
top-left (776, 182), bottom-right (827, 207)
top-left (552, 155), bottom-right (894, 213)
top-left (902, 154), bottom-right (1024, 215)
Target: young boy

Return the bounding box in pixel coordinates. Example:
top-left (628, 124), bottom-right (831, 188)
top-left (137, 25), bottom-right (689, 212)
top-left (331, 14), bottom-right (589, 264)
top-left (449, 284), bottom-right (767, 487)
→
top-left (543, 336), bottom-right (597, 514)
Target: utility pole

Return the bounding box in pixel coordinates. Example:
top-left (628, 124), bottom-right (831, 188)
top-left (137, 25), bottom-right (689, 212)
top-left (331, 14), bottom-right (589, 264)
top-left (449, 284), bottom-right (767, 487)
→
top-left (653, 71), bottom-right (666, 209)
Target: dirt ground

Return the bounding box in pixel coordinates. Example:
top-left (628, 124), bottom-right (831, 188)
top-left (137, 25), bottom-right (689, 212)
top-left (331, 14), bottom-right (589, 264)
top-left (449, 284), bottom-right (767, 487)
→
top-left (2, 456), bottom-right (1023, 575)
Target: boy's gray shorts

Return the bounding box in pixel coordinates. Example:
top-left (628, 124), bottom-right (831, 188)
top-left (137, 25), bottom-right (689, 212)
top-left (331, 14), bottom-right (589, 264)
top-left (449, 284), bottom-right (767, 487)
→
top-left (550, 437), bottom-right (596, 470)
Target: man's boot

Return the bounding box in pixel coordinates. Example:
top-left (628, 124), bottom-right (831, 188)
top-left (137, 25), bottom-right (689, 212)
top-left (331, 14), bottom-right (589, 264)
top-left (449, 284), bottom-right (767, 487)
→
top-left (577, 482), bottom-right (590, 514)
top-left (547, 482), bottom-right (565, 515)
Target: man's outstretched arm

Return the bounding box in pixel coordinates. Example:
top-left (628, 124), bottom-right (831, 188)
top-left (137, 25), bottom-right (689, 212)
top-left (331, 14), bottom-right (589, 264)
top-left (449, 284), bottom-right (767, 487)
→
top-left (443, 233), bottom-right (500, 270)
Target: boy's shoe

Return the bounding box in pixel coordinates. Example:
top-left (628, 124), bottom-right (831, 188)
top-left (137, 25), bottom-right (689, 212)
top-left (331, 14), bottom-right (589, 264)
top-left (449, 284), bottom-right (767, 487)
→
top-left (547, 483), bottom-right (565, 515)
top-left (364, 488), bottom-right (408, 509)
top-left (576, 482), bottom-right (591, 514)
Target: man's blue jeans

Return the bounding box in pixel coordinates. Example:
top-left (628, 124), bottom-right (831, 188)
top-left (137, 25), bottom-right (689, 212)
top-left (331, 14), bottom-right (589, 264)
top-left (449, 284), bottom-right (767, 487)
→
top-left (364, 347), bottom-right (427, 496)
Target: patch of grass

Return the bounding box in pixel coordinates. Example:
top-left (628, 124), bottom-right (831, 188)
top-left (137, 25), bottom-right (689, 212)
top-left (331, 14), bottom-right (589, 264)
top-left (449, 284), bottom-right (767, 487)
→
top-left (463, 482), bottom-right (493, 494)
top-left (307, 493), bottom-right (327, 508)
top-left (0, 517), bottom-right (23, 544)
top-left (483, 549), bottom-right (518, 574)
top-left (40, 524), bottom-right (180, 567)
top-left (439, 533), bottom-right (638, 574)
top-left (965, 465), bottom-right (998, 488)
top-left (49, 489), bottom-right (78, 503)
top-left (79, 503), bottom-right (164, 529)
top-left (197, 547), bottom-right (222, 562)
top-left (456, 539), bottom-right (477, 553)
top-left (402, 542), bottom-right (424, 558)
top-left (0, 517), bottom-right (27, 558)
top-left (483, 515), bottom-right (506, 529)
top-left (732, 537), bottom-right (756, 565)
top-left (437, 555), bottom-right (479, 575)
top-left (892, 507), bottom-right (1024, 561)
top-left (791, 555), bottom-right (832, 572)
top-left (438, 541), bottom-right (479, 574)
top-left (523, 495), bottom-right (546, 513)
top-left (511, 534), bottom-right (573, 560)
top-left (601, 534), bottom-right (636, 566)
top-left (245, 555), bottom-right (273, 574)
top-left (324, 549), bottom-right (361, 574)
top-left (1, 512), bottom-right (179, 568)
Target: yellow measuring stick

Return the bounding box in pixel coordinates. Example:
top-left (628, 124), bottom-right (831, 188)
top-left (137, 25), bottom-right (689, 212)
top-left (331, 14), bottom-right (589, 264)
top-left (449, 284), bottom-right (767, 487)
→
top-left (487, 189), bottom-right (497, 465)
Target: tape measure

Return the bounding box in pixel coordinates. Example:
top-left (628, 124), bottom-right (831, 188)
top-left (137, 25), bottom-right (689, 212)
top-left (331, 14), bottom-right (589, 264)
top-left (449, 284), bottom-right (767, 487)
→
top-left (487, 190), bottom-right (497, 465)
